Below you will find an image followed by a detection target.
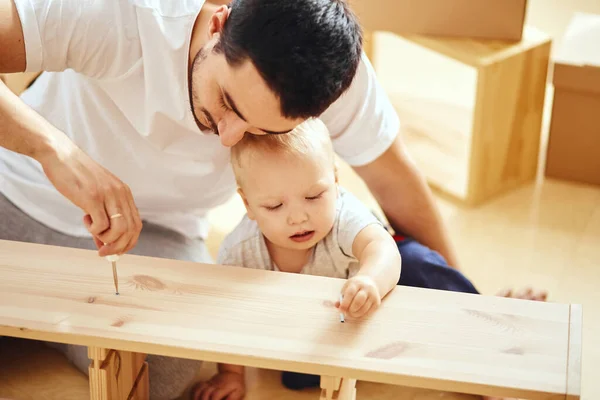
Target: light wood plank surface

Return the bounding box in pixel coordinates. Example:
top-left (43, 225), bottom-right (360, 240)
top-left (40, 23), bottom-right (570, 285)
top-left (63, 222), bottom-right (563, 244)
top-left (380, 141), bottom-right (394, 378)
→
top-left (0, 240), bottom-right (580, 399)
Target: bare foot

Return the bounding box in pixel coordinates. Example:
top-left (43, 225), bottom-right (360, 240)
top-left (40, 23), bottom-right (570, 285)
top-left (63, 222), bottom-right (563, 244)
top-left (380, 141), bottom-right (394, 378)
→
top-left (496, 286), bottom-right (548, 302)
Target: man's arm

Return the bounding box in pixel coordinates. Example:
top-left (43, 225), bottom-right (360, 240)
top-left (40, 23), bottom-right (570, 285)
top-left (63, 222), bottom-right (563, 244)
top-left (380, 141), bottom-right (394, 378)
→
top-left (352, 134), bottom-right (461, 270)
top-left (0, 0), bottom-right (26, 72)
top-left (0, 0), bottom-right (141, 256)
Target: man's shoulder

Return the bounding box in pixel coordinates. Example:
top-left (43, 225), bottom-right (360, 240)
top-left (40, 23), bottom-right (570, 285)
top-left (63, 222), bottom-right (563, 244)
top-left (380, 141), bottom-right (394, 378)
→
top-left (129, 0), bottom-right (204, 17)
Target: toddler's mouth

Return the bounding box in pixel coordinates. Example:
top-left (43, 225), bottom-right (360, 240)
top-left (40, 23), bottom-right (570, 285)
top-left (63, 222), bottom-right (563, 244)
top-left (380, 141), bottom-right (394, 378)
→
top-left (289, 230), bottom-right (315, 243)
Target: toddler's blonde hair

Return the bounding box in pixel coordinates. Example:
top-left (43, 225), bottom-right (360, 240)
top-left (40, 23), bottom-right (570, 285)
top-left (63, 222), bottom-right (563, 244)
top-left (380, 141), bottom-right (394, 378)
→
top-left (230, 118), bottom-right (335, 187)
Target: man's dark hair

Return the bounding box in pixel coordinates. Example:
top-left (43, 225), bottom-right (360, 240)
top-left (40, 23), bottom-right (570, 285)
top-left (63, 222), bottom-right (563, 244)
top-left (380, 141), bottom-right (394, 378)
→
top-left (215, 0), bottom-right (363, 119)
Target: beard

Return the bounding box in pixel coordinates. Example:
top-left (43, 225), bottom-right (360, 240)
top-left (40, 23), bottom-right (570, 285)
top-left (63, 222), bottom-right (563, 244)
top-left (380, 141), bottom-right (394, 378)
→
top-left (187, 46), bottom-right (218, 134)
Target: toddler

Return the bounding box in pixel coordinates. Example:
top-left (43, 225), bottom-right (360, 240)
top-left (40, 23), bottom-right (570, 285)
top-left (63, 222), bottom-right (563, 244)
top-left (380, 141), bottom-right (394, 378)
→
top-left (192, 118), bottom-right (401, 400)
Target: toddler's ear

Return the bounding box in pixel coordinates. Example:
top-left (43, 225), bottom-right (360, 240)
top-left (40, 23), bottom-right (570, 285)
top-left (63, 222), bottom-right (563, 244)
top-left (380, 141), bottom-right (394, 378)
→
top-left (237, 188), bottom-right (256, 220)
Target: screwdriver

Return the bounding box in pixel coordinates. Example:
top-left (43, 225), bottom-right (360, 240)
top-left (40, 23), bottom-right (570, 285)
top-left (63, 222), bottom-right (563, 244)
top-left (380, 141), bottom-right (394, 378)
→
top-left (106, 254), bottom-right (120, 295)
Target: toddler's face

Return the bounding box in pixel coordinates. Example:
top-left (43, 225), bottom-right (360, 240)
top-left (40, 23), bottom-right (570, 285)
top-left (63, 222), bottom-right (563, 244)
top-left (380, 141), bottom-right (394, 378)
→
top-left (239, 150), bottom-right (338, 251)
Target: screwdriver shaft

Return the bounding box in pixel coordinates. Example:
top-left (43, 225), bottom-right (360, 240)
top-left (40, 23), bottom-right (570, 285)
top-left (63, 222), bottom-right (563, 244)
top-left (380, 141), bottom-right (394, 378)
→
top-left (111, 261), bottom-right (119, 295)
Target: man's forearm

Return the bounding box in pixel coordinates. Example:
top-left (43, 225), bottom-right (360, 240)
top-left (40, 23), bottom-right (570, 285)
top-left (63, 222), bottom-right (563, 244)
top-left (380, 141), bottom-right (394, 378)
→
top-left (354, 136), bottom-right (460, 269)
top-left (0, 79), bottom-right (72, 165)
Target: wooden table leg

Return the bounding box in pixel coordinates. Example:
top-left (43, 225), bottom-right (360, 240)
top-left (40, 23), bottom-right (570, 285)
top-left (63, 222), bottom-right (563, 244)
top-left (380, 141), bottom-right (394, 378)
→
top-left (88, 347), bottom-right (148, 400)
top-left (320, 376), bottom-right (356, 400)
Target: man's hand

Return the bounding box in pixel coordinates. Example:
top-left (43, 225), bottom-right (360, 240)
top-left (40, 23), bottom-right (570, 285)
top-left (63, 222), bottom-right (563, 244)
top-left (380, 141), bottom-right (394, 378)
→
top-left (337, 275), bottom-right (382, 319)
top-left (1, 66), bottom-right (142, 257)
top-left (193, 371), bottom-right (246, 400)
top-left (39, 142), bottom-right (142, 256)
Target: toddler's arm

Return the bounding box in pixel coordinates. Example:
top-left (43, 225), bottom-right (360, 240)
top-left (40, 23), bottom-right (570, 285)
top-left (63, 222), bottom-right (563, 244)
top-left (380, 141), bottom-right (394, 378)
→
top-left (338, 224), bottom-right (401, 318)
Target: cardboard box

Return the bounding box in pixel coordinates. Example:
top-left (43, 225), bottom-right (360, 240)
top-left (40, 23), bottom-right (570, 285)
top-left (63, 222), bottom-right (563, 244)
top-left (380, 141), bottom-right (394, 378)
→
top-left (546, 13), bottom-right (600, 187)
top-left (350, 0), bottom-right (528, 41)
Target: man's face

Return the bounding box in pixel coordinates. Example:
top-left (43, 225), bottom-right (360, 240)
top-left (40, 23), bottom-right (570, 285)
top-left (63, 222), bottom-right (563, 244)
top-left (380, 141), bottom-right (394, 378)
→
top-left (188, 45), bottom-right (305, 147)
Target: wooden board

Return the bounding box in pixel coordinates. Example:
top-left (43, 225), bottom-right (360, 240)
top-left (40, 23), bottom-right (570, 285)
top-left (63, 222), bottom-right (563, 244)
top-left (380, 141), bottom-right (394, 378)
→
top-left (0, 240), bottom-right (581, 399)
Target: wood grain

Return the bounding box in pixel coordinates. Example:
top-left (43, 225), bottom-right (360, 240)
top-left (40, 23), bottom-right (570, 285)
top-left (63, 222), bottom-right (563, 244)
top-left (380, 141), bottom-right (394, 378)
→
top-left (0, 239), bottom-right (580, 399)
top-left (88, 348), bottom-right (147, 400)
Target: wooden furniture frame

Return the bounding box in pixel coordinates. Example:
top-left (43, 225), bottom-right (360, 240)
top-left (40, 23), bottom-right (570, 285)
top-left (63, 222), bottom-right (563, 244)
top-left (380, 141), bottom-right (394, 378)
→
top-left (0, 240), bottom-right (582, 399)
top-left (365, 27), bottom-right (552, 206)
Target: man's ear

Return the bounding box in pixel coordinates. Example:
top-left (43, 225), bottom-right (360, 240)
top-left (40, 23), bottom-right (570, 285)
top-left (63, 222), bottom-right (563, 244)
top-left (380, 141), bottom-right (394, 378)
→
top-left (237, 187), bottom-right (256, 220)
top-left (208, 5), bottom-right (231, 39)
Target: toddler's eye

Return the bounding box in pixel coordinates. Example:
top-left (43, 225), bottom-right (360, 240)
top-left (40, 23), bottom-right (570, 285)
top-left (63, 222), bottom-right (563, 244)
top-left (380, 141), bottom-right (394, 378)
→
top-left (264, 204), bottom-right (282, 211)
top-left (306, 191), bottom-right (324, 200)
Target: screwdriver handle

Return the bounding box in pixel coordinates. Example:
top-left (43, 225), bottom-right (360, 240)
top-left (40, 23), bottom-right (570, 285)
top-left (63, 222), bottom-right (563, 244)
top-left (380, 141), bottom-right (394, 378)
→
top-left (102, 241), bottom-right (119, 263)
top-left (105, 254), bottom-right (119, 262)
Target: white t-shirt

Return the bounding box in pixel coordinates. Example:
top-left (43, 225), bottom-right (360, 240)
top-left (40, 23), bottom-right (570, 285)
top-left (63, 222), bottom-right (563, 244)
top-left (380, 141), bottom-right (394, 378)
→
top-left (216, 187), bottom-right (382, 278)
top-left (0, 0), bottom-right (400, 239)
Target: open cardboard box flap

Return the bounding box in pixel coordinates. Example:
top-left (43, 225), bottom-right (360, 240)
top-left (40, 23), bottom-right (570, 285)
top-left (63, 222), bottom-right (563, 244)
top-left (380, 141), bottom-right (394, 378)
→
top-left (553, 12), bottom-right (600, 95)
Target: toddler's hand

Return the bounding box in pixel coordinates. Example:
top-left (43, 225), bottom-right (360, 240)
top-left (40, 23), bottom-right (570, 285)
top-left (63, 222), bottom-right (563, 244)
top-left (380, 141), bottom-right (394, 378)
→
top-left (193, 371), bottom-right (246, 400)
top-left (337, 275), bottom-right (381, 318)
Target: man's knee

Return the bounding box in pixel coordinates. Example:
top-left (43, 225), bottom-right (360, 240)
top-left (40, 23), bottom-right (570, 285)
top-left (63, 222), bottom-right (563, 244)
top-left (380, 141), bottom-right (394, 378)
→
top-left (396, 239), bottom-right (478, 294)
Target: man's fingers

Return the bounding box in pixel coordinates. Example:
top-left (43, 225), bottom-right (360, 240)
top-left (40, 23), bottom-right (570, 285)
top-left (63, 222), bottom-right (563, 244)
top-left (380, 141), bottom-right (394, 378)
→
top-left (124, 185), bottom-right (142, 253)
top-left (211, 386), bottom-right (234, 400)
top-left (99, 216), bottom-right (131, 257)
top-left (85, 204), bottom-right (110, 237)
top-left (200, 386), bottom-right (215, 400)
top-left (83, 215), bottom-right (105, 250)
top-left (192, 384), bottom-right (207, 400)
top-left (226, 389), bottom-right (244, 400)
top-left (96, 187), bottom-right (134, 255)
top-left (93, 236), bottom-right (104, 250)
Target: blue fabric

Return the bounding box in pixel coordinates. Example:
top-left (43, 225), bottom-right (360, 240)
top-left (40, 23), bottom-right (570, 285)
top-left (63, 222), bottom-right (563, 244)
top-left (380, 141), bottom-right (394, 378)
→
top-left (394, 236), bottom-right (479, 294)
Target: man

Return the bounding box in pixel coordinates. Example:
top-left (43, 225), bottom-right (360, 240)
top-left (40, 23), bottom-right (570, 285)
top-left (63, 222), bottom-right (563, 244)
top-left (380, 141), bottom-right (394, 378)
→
top-left (0, 0), bottom-right (544, 399)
